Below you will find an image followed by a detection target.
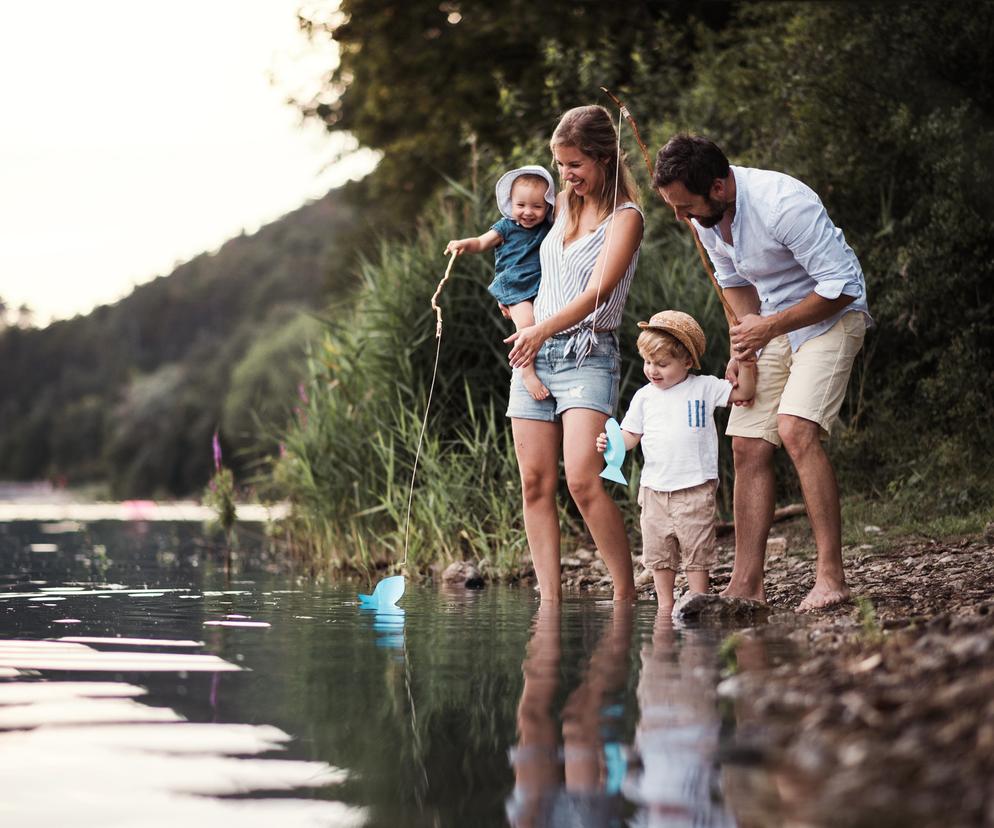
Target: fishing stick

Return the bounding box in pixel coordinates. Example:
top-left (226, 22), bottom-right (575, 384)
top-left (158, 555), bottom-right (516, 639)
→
top-left (600, 87), bottom-right (740, 328)
top-left (401, 249), bottom-right (458, 569)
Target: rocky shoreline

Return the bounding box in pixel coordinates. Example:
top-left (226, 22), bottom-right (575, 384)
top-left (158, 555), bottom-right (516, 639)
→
top-left (695, 521), bottom-right (993, 827)
top-left (443, 517), bottom-right (994, 824)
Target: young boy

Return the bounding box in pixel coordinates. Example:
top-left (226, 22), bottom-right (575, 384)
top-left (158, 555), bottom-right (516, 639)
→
top-left (596, 310), bottom-right (755, 611)
top-left (445, 165), bottom-right (555, 400)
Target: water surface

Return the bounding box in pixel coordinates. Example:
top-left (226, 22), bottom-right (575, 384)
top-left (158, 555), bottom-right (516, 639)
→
top-left (0, 520), bottom-right (790, 826)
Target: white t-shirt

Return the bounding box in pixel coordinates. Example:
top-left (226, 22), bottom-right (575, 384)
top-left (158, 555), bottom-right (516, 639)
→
top-left (620, 374), bottom-right (733, 493)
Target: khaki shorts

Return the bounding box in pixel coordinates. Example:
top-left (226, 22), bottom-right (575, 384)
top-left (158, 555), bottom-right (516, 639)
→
top-left (727, 312), bottom-right (866, 447)
top-left (638, 480), bottom-right (717, 572)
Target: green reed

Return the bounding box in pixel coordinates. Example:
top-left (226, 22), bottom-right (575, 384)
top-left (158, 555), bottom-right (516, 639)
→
top-left (271, 174), bottom-right (751, 575)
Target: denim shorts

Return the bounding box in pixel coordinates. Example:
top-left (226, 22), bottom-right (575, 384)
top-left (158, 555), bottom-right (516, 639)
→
top-left (506, 332), bottom-right (620, 421)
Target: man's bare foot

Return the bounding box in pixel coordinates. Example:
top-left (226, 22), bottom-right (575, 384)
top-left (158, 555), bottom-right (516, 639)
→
top-left (797, 582), bottom-right (851, 612)
top-left (720, 583), bottom-right (767, 604)
top-left (522, 367), bottom-right (549, 400)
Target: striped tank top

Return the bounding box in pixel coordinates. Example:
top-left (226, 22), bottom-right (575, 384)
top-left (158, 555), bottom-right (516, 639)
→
top-left (534, 200), bottom-right (643, 366)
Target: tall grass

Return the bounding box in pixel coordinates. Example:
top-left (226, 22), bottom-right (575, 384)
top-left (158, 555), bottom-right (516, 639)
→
top-left (272, 172), bottom-right (795, 575)
top-left (272, 183), bottom-right (556, 575)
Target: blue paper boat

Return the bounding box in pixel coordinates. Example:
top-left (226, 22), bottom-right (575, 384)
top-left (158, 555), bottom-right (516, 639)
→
top-left (599, 417), bottom-right (627, 485)
top-left (358, 575), bottom-right (405, 609)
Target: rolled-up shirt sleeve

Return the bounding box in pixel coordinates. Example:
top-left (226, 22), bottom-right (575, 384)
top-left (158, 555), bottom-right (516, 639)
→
top-left (772, 192), bottom-right (864, 300)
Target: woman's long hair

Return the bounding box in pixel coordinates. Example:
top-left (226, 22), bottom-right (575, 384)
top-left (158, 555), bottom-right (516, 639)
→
top-left (550, 105), bottom-right (639, 238)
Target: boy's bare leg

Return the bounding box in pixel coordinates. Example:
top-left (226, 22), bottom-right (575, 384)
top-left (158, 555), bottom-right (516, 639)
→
top-left (508, 301), bottom-right (549, 400)
top-left (652, 568), bottom-right (676, 613)
top-left (686, 569), bottom-right (709, 595)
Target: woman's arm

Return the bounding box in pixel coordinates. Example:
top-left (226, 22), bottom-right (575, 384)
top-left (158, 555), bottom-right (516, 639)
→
top-left (506, 209), bottom-right (643, 367)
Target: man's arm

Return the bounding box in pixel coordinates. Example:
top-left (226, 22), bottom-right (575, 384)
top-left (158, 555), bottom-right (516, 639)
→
top-left (730, 292), bottom-right (855, 356)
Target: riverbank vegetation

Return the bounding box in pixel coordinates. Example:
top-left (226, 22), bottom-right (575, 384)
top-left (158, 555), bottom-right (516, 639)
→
top-left (272, 1), bottom-right (994, 574)
top-left (2, 3), bottom-right (990, 577)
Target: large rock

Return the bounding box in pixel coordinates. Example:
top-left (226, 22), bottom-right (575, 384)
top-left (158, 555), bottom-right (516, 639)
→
top-left (672, 591), bottom-right (770, 623)
top-left (441, 561), bottom-right (484, 589)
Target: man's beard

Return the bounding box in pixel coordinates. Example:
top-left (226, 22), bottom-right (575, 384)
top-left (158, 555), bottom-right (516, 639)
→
top-left (695, 197), bottom-right (730, 228)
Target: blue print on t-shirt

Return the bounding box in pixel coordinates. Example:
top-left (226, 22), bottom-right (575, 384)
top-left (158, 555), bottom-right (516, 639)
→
top-left (687, 399), bottom-right (707, 429)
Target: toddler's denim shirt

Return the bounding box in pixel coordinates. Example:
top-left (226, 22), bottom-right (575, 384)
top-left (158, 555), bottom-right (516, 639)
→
top-left (488, 216), bottom-right (551, 305)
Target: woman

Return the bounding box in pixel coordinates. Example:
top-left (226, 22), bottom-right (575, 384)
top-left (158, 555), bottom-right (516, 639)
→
top-left (505, 105), bottom-right (643, 602)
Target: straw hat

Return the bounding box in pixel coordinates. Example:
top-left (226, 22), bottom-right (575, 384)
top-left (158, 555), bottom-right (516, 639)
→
top-left (495, 165), bottom-right (556, 220)
top-left (637, 310), bottom-right (706, 369)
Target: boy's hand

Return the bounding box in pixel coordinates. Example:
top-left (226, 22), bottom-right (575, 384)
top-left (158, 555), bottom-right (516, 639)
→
top-left (726, 358), bottom-right (756, 407)
top-left (595, 432), bottom-right (608, 453)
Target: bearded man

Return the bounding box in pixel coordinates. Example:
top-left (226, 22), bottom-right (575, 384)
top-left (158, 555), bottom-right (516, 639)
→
top-left (653, 135), bottom-right (871, 611)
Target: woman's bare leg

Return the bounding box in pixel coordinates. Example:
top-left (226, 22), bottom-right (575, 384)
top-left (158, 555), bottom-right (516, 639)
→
top-left (507, 301), bottom-right (549, 400)
top-left (562, 408), bottom-right (635, 601)
top-left (512, 417), bottom-right (563, 601)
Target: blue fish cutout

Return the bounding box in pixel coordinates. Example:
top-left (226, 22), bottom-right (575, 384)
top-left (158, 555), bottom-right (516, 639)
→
top-left (358, 575), bottom-right (405, 609)
top-left (599, 417), bottom-right (627, 485)
top-left (603, 742), bottom-right (627, 794)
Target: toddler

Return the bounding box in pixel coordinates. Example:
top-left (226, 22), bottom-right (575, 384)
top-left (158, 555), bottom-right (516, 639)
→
top-left (445, 165), bottom-right (555, 399)
top-left (596, 310), bottom-right (755, 611)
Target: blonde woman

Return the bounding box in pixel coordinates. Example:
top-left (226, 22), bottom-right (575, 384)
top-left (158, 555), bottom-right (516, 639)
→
top-left (505, 105), bottom-right (642, 602)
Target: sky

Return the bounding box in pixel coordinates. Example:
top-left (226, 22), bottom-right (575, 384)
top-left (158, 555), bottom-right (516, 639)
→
top-left (0, 0), bottom-right (378, 326)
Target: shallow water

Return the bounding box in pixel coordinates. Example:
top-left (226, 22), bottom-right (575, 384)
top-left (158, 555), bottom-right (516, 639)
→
top-left (0, 521), bottom-right (792, 827)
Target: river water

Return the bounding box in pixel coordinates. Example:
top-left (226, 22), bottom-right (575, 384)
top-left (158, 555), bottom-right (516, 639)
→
top-left (0, 520), bottom-right (792, 827)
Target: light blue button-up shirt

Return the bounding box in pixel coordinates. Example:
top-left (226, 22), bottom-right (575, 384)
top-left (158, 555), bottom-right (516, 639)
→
top-left (693, 165), bottom-right (871, 352)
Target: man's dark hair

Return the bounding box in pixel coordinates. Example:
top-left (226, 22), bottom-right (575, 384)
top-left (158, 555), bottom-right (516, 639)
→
top-left (653, 135), bottom-right (730, 196)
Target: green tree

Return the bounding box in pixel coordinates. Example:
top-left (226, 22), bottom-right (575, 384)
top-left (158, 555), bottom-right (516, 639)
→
top-left (294, 0), bottom-right (733, 222)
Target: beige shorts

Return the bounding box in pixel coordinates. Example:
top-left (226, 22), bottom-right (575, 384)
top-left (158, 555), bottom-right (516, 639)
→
top-left (727, 312), bottom-right (867, 447)
top-left (638, 480), bottom-right (718, 572)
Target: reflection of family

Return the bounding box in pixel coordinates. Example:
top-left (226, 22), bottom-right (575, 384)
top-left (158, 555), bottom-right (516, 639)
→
top-left (447, 105), bottom-right (869, 612)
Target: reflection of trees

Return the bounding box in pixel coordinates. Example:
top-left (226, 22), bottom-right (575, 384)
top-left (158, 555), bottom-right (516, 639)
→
top-left (509, 604), bottom-right (633, 827)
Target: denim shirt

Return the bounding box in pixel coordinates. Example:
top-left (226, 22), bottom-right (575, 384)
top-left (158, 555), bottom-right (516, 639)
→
top-left (694, 166), bottom-right (871, 351)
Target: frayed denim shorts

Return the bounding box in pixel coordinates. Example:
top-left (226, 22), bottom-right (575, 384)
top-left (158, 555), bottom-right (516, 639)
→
top-left (506, 332), bottom-right (620, 421)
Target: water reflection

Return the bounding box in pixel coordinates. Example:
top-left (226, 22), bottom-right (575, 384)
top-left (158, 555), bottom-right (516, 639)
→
top-left (508, 604), bottom-right (633, 826)
top-left (0, 520), bottom-right (794, 827)
top-left (362, 605), bottom-right (406, 650)
top-left (508, 605), bottom-right (743, 828)
top-left (626, 612), bottom-right (734, 827)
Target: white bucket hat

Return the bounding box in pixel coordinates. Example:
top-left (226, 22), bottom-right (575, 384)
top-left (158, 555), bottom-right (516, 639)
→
top-left (495, 165), bottom-right (556, 220)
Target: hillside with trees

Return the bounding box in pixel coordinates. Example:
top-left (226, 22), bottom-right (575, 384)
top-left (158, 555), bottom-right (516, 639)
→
top-left (0, 191), bottom-right (357, 496)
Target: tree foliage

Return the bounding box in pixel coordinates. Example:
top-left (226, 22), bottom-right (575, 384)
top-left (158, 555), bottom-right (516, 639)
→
top-left (294, 0), bottom-right (733, 222)
top-left (276, 0), bottom-right (994, 567)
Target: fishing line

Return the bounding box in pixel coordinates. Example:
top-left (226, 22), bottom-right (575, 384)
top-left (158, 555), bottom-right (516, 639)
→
top-left (401, 249), bottom-right (458, 569)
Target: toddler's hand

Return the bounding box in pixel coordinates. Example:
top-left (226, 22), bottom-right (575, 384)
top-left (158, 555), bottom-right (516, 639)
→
top-left (726, 357), bottom-right (757, 408)
top-left (595, 432), bottom-right (608, 453)
top-left (444, 239), bottom-right (471, 256)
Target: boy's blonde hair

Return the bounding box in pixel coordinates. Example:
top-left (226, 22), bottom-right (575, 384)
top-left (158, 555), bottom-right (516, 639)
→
top-left (637, 329), bottom-right (692, 364)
